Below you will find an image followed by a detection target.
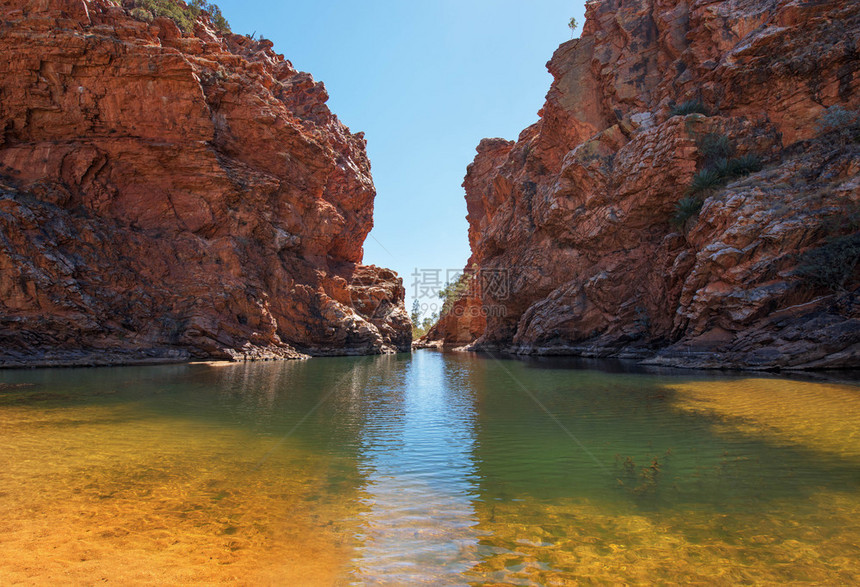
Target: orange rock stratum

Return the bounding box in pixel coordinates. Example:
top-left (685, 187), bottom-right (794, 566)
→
top-left (425, 0), bottom-right (859, 369)
top-left (0, 0), bottom-right (411, 366)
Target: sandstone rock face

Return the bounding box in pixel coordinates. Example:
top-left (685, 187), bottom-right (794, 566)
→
top-left (429, 0), bottom-right (859, 369)
top-left (420, 278), bottom-right (486, 349)
top-left (0, 0), bottom-right (411, 366)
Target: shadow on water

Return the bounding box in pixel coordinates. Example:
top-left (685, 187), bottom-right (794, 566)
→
top-left (440, 351), bottom-right (860, 584)
top-left (442, 351), bottom-right (860, 510)
top-left (470, 348), bottom-right (860, 383)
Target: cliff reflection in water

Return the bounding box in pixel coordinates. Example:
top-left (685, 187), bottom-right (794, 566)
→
top-left (1, 351), bottom-right (859, 584)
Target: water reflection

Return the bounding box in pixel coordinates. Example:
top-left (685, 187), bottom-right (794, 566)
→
top-left (1, 352), bottom-right (859, 584)
top-left (351, 351), bottom-right (481, 584)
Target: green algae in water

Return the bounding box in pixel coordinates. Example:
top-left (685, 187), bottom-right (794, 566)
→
top-left (1, 352), bottom-right (858, 584)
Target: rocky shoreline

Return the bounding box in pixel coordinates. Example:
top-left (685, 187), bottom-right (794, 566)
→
top-left (0, 349), bottom-right (193, 370)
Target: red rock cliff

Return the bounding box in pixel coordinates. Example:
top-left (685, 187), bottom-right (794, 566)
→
top-left (430, 0), bottom-right (859, 369)
top-left (0, 0), bottom-right (411, 366)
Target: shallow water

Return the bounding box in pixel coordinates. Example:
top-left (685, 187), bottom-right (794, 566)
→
top-left (1, 351), bottom-right (859, 584)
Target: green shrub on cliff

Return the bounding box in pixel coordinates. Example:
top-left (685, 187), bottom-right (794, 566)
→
top-left (681, 153), bottom-right (763, 203)
top-left (130, 0), bottom-right (196, 31)
top-left (670, 100), bottom-right (709, 117)
top-left (795, 233), bottom-right (860, 291)
top-left (438, 273), bottom-right (474, 317)
top-left (696, 133), bottom-right (732, 165)
top-left (717, 154), bottom-right (763, 179)
top-left (129, 6), bottom-right (154, 22)
top-left (815, 105), bottom-right (860, 145)
top-left (672, 195), bottom-right (704, 227)
top-left (687, 133), bottom-right (764, 196)
top-left (675, 135), bottom-right (764, 226)
top-left (191, 0), bottom-right (230, 33)
top-left (129, 0), bottom-right (230, 33)
top-left (687, 168), bottom-right (724, 197)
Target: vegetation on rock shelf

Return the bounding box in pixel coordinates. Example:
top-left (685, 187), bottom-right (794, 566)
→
top-left (795, 233), bottom-right (860, 292)
top-left (697, 132), bottom-right (732, 164)
top-left (669, 99), bottom-right (709, 117)
top-left (672, 196), bottom-right (705, 227)
top-left (686, 168), bottom-right (725, 197)
top-left (673, 133), bottom-right (764, 227)
top-left (686, 153), bottom-right (763, 199)
top-left (129, 0), bottom-right (230, 33)
top-left (816, 105), bottom-right (860, 145)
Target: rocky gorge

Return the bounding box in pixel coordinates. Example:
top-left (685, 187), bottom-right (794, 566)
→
top-left (0, 0), bottom-right (411, 366)
top-left (424, 0), bottom-right (860, 370)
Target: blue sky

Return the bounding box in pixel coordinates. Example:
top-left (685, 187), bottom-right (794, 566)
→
top-left (215, 0), bottom-right (586, 317)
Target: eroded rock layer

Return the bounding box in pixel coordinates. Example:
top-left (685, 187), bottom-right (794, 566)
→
top-left (430, 0), bottom-right (859, 369)
top-left (0, 0), bottom-right (410, 366)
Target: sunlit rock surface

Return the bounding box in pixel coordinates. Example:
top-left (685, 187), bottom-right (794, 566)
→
top-left (427, 0), bottom-right (859, 369)
top-left (0, 0), bottom-right (411, 365)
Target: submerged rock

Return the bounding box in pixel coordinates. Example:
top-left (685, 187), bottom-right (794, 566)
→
top-left (0, 0), bottom-right (411, 366)
top-left (425, 0), bottom-right (860, 369)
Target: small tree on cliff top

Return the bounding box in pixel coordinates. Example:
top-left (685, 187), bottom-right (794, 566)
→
top-left (190, 0), bottom-right (230, 33)
top-left (568, 17), bottom-right (579, 38)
